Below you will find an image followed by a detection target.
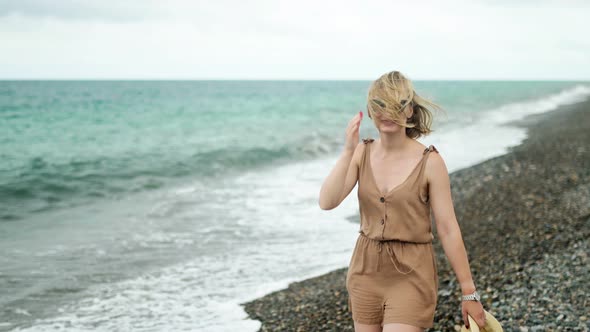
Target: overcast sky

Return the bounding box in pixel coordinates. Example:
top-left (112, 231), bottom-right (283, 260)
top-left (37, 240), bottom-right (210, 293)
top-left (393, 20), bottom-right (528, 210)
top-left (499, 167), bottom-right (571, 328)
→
top-left (0, 0), bottom-right (589, 80)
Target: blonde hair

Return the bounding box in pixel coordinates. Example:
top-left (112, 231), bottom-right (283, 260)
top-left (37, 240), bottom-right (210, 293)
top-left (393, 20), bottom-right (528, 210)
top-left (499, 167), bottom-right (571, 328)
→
top-left (366, 70), bottom-right (445, 139)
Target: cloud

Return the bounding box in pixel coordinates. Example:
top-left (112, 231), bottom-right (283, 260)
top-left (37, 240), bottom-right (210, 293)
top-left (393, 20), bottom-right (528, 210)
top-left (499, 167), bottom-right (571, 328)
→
top-left (0, 0), bottom-right (165, 22)
top-left (0, 0), bottom-right (588, 79)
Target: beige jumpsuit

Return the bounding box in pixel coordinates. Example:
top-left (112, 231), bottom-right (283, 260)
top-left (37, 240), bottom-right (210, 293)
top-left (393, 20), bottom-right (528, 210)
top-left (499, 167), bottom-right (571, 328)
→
top-left (346, 138), bottom-right (439, 328)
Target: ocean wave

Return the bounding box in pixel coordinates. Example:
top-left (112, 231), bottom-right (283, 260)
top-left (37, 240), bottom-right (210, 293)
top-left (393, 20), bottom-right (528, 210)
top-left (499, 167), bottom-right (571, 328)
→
top-left (0, 133), bottom-right (335, 220)
top-left (482, 84), bottom-right (590, 125)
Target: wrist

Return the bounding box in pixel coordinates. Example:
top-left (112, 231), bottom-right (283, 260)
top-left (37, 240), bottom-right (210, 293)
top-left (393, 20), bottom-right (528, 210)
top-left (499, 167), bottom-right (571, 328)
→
top-left (461, 282), bottom-right (476, 295)
top-left (461, 290), bottom-right (481, 302)
top-left (341, 146), bottom-right (355, 155)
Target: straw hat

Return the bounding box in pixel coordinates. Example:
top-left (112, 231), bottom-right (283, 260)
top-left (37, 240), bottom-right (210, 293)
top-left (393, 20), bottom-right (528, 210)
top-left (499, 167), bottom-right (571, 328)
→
top-left (460, 309), bottom-right (503, 332)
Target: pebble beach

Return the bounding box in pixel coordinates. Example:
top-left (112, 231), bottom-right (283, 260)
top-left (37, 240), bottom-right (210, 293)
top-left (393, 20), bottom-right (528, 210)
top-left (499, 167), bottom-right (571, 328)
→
top-left (241, 99), bottom-right (590, 332)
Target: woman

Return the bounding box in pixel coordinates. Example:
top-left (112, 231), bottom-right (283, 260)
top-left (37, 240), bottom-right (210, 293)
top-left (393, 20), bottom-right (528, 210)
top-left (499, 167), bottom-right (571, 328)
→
top-left (319, 71), bottom-right (487, 332)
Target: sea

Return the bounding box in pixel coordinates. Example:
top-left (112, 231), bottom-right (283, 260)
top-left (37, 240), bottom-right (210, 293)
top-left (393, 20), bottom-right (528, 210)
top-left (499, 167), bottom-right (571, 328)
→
top-left (1, 80), bottom-right (589, 331)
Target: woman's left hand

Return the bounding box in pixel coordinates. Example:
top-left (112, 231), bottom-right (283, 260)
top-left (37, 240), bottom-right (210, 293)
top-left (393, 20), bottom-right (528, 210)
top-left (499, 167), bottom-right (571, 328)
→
top-left (461, 300), bottom-right (486, 329)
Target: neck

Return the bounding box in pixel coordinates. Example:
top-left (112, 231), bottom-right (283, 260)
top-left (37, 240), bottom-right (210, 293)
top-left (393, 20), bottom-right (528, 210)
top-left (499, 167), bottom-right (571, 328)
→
top-left (377, 131), bottom-right (411, 153)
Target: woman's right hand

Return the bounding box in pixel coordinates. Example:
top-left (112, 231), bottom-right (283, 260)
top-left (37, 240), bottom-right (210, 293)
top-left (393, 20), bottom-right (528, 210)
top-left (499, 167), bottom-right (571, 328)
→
top-left (344, 111), bottom-right (363, 152)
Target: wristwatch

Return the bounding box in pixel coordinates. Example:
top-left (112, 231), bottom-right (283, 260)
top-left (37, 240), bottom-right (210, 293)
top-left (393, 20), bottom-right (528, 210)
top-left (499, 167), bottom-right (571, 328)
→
top-left (461, 290), bottom-right (481, 302)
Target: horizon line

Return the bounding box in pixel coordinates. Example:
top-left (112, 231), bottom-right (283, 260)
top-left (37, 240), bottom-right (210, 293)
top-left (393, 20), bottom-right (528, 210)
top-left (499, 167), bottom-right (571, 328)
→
top-left (1, 78), bottom-right (589, 82)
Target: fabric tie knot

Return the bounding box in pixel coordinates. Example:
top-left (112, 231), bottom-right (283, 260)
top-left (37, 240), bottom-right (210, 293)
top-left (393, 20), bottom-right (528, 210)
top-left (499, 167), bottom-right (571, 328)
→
top-left (377, 240), bottom-right (416, 275)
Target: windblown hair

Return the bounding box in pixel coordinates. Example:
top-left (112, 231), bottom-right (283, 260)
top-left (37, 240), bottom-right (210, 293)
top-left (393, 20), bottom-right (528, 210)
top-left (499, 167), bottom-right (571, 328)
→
top-left (367, 71), bottom-right (445, 139)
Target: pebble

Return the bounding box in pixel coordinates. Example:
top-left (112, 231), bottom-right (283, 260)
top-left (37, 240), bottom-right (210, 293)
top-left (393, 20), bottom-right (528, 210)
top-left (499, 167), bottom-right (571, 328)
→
top-left (241, 101), bottom-right (590, 331)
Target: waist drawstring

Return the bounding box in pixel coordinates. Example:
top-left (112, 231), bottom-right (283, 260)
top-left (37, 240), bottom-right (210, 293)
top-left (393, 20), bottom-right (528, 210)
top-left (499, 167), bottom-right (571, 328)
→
top-left (377, 241), bottom-right (415, 275)
top-left (359, 231), bottom-right (418, 275)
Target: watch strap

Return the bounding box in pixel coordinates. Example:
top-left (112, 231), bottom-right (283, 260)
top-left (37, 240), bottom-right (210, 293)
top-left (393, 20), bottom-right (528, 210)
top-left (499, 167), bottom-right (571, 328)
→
top-left (461, 291), bottom-right (480, 301)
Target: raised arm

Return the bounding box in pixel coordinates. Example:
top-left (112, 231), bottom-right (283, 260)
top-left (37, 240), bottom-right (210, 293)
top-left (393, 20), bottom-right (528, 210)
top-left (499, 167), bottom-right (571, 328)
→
top-left (318, 142), bottom-right (363, 210)
top-left (318, 112), bottom-right (363, 210)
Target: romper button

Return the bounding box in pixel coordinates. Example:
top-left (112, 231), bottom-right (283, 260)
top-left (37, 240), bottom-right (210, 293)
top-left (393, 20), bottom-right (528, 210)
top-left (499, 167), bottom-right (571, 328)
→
top-left (380, 197), bottom-right (385, 203)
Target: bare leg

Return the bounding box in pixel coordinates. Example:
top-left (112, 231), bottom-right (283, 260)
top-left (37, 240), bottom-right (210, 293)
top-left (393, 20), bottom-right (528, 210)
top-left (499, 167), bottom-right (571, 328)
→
top-left (382, 322), bottom-right (424, 332)
top-left (353, 321), bottom-right (383, 332)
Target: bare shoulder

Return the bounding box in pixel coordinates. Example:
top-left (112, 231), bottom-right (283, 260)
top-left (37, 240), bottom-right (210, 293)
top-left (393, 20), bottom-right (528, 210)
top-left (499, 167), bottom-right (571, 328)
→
top-left (424, 145), bottom-right (449, 182)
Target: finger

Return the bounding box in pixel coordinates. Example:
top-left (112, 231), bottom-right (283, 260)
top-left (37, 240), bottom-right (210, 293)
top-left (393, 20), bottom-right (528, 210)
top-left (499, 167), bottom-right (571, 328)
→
top-left (346, 120), bottom-right (356, 132)
top-left (346, 123), bottom-right (359, 134)
top-left (348, 114), bottom-right (359, 126)
top-left (480, 314), bottom-right (486, 326)
top-left (347, 118), bottom-right (355, 127)
top-left (350, 114), bottom-right (361, 126)
top-left (346, 123), bottom-right (359, 138)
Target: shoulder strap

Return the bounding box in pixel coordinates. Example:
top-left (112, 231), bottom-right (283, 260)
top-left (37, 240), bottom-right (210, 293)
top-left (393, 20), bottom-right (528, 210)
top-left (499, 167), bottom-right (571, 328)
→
top-left (361, 139), bottom-right (374, 165)
top-left (362, 138), bottom-right (375, 144)
top-left (417, 145), bottom-right (438, 178)
top-left (359, 138), bottom-right (373, 171)
top-left (422, 144), bottom-right (438, 155)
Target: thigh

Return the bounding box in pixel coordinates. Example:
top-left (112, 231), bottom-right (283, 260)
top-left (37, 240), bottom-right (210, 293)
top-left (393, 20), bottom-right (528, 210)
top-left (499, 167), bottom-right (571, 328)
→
top-left (347, 237), bottom-right (385, 326)
top-left (347, 281), bottom-right (384, 326)
top-left (354, 321), bottom-right (383, 332)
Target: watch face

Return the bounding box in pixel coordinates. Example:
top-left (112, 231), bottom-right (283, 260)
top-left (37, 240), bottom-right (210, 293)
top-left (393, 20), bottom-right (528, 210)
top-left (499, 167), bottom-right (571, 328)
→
top-left (475, 292), bottom-right (480, 301)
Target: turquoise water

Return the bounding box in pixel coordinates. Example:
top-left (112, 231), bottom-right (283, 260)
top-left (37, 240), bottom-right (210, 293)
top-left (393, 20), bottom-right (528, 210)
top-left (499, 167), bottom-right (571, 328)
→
top-left (1, 80), bottom-right (589, 331)
top-left (1, 80), bottom-right (585, 221)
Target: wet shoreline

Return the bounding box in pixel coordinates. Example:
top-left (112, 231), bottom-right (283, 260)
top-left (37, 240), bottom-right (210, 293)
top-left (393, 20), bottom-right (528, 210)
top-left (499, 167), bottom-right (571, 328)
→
top-left (242, 100), bottom-right (590, 331)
